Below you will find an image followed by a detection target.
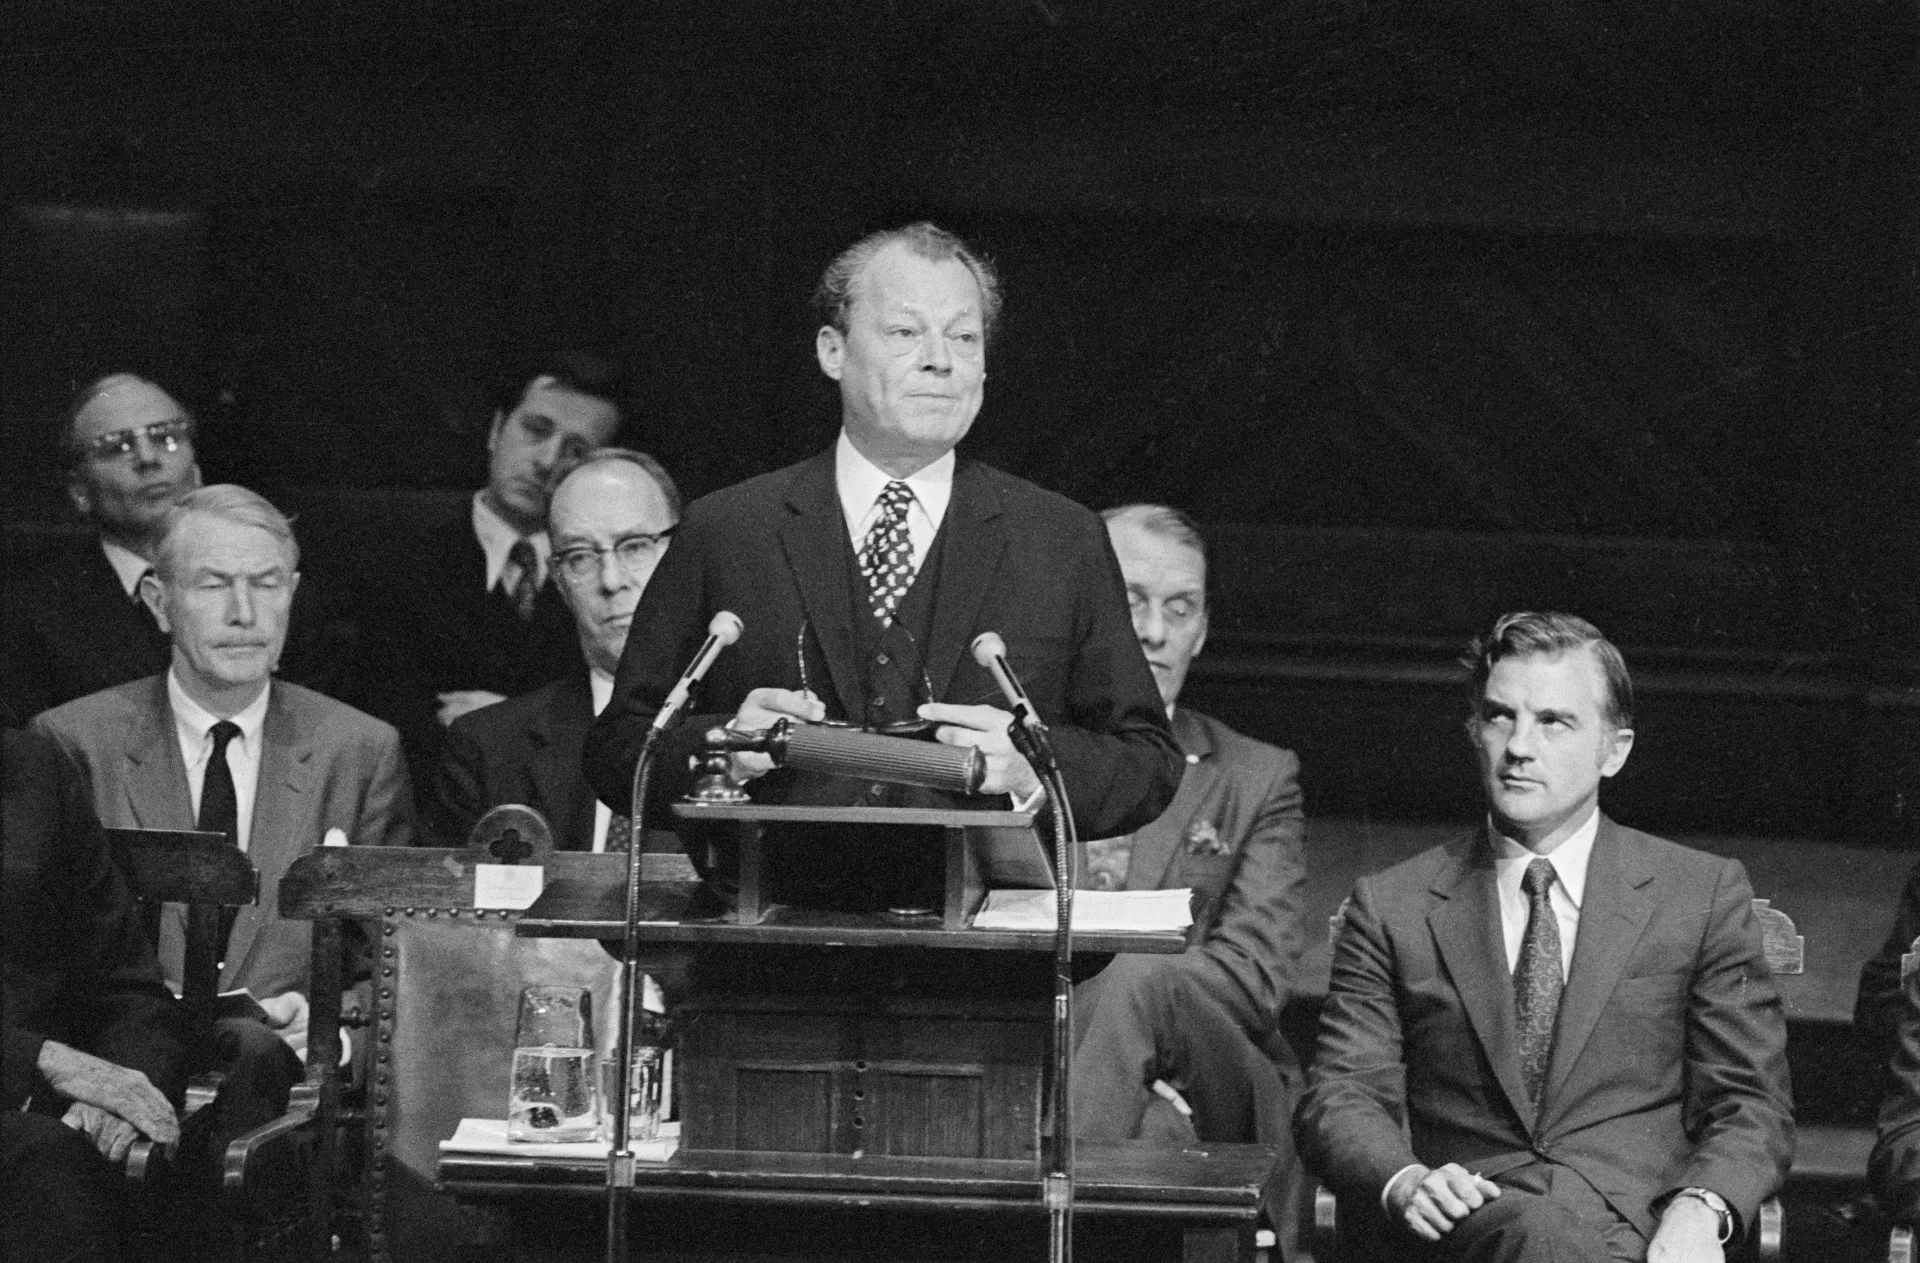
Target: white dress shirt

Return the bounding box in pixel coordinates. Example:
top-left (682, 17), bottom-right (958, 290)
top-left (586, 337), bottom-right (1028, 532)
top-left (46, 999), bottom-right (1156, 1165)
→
top-left (101, 538), bottom-right (152, 598)
top-left (589, 668), bottom-right (617, 853)
top-left (1492, 807), bottom-right (1598, 978)
top-left (834, 430), bottom-right (954, 572)
top-left (167, 670), bottom-right (270, 853)
top-left (472, 491), bottom-right (550, 594)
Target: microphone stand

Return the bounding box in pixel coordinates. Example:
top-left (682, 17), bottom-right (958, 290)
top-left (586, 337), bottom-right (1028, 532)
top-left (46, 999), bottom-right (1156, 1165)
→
top-left (606, 729), bottom-right (659, 1263)
top-left (1005, 715), bottom-right (1077, 1263)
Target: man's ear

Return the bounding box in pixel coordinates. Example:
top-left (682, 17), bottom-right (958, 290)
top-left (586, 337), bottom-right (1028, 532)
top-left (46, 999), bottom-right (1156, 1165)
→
top-left (1191, 615), bottom-right (1207, 663)
top-left (1599, 727), bottom-right (1635, 779)
top-left (138, 572), bottom-right (171, 634)
top-left (486, 409), bottom-right (507, 454)
top-left (66, 473), bottom-right (91, 518)
top-left (816, 326), bottom-right (846, 381)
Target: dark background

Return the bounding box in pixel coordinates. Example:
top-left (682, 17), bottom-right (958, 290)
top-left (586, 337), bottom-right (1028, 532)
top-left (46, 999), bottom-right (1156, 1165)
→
top-left (2, 0), bottom-right (1914, 841)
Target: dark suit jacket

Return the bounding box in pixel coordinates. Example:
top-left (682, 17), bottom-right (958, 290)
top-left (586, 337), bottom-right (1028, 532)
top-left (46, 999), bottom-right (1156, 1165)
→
top-left (2, 535), bottom-right (170, 725)
top-left (583, 448), bottom-right (1180, 839)
top-left (1861, 862), bottom-right (1920, 1222)
top-left (32, 676), bottom-right (416, 1000)
top-left (1296, 817), bottom-right (1793, 1239)
top-left (433, 672), bottom-right (598, 850)
top-left (2, 727), bottom-right (187, 1112)
top-left (1124, 708), bottom-right (1305, 1037)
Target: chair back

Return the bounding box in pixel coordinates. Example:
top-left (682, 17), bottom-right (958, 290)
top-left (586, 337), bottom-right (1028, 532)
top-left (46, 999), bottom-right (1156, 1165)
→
top-left (107, 827), bottom-right (258, 1023)
top-left (369, 909), bottom-right (622, 1263)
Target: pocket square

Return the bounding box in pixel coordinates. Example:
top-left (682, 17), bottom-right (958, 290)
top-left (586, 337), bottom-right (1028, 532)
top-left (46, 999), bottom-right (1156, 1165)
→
top-left (1184, 819), bottom-right (1228, 855)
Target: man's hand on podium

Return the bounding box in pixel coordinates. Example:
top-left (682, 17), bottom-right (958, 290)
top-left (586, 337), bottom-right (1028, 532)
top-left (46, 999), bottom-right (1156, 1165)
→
top-left (920, 702), bottom-right (1041, 801)
top-left (728, 688), bottom-right (827, 779)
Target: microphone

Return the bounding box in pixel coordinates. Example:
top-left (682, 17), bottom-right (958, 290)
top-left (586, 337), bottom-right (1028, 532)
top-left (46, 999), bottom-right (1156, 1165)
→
top-left (651, 611), bottom-right (744, 734)
top-left (703, 720), bottom-right (984, 795)
top-left (969, 632), bottom-right (1058, 773)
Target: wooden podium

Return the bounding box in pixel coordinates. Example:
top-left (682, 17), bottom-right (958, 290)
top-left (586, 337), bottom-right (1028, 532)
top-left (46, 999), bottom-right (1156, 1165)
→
top-left (518, 802), bottom-right (1186, 1160)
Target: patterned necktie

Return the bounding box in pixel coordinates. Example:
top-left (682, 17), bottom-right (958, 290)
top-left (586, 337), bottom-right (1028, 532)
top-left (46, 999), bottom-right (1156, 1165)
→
top-left (858, 481), bottom-right (916, 626)
top-left (1514, 858), bottom-right (1565, 1114)
top-left (506, 537), bottom-right (540, 622)
top-left (200, 720), bottom-right (242, 962)
top-left (605, 812), bottom-right (632, 853)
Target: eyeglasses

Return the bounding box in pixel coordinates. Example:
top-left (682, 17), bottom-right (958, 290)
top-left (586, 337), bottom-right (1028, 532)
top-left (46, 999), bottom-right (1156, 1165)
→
top-left (81, 418), bottom-right (196, 462)
top-left (796, 619), bottom-right (938, 738)
top-left (552, 528), bottom-right (676, 586)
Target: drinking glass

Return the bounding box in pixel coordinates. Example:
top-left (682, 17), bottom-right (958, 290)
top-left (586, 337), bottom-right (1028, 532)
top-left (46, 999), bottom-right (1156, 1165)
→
top-left (507, 985), bottom-right (600, 1142)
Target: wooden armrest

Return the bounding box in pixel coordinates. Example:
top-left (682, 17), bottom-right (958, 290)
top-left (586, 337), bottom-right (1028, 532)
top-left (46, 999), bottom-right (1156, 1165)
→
top-left (124, 1138), bottom-right (173, 1185)
top-left (1754, 1195), bottom-right (1782, 1261)
top-left (1892, 1224), bottom-right (1915, 1263)
top-left (221, 1097), bottom-right (317, 1201)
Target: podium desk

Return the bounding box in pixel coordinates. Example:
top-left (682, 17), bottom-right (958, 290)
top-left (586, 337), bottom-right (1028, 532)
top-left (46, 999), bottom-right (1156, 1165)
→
top-left (520, 803), bottom-right (1187, 1161)
top-left (438, 1140), bottom-right (1279, 1263)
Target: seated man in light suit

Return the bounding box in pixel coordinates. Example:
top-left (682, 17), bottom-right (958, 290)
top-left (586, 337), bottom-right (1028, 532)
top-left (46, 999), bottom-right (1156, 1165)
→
top-left (1297, 612), bottom-right (1792, 1263)
top-left (32, 484), bottom-right (416, 1177)
top-left (1075, 504), bottom-right (1308, 1256)
top-left (434, 448), bottom-right (681, 851)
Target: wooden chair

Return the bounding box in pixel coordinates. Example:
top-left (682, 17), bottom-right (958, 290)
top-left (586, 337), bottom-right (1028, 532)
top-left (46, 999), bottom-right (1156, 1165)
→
top-left (1308, 897), bottom-right (1797, 1262)
top-left (109, 827), bottom-right (322, 1262)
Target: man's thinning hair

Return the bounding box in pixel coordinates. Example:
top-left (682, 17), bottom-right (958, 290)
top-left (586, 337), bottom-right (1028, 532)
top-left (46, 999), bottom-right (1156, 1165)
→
top-left (152, 484), bottom-right (300, 581)
top-left (61, 372), bottom-right (191, 468)
top-left (553, 447), bottom-right (684, 522)
top-left (812, 222), bottom-right (1004, 344)
top-left (1464, 611), bottom-right (1634, 730)
top-left (1101, 503), bottom-right (1208, 565)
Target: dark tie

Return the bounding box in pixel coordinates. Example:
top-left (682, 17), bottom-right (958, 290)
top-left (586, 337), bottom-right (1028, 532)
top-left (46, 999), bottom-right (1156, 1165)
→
top-left (605, 812), bottom-right (631, 852)
top-left (1515, 858), bottom-right (1565, 1113)
top-left (506, 537), bottom-right (540, 622)
top-left (858, 482), bottom-right (916, 626)
top-left (199, 720), bottom-right (243, 962)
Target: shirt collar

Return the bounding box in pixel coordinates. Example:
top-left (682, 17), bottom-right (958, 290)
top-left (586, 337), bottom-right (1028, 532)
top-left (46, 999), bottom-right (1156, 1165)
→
top-left (166, 667), bottom-right (270, 756)
top-left (589, 667), bottom-right (615, 717)
top-left (100, 538), bottom-right (152, 599)
top-left (834, 430), bottom-right (955, 533)
top-left (471, 491), bottom-right (550, 591)
top-left (1490, 806), bottom-right (1600, 911)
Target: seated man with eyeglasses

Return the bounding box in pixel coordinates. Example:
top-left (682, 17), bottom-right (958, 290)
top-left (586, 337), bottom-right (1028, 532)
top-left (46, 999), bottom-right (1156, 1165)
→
top-left (4, 374), bottom-right (204, 724)
top-left (433, 449), bottom-right (681, 851)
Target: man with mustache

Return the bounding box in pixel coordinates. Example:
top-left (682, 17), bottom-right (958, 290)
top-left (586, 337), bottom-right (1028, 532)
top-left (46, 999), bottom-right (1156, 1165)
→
top-left (434, 448), bottom-right (681, 851)
top-left (1297, 612), bottom-right (1792, 1263)
top-left (32, 485), bottom-right (414, 1240)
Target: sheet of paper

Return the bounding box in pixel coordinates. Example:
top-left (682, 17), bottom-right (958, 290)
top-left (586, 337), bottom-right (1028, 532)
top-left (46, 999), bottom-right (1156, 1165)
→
top-left (440, 1117), bottom-right (679, 1162)
top-left (971, 888), bottom-right (1194, 933)
top-left (473, 863), bottom-right (544, 910)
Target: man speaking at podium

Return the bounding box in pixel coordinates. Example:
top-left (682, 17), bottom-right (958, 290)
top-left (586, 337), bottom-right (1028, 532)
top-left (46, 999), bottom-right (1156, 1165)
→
top-left (584, 222), bottom-right (1180, 908)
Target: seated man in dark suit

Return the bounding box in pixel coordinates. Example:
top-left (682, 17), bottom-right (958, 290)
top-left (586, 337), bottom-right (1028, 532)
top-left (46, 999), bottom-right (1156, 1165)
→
top-left (434, 448), bottom-right (681, 850)
top-left (399, 353), bottom-right (626, 732)
top-left (1859, 863), bottom-right (1920, 1226)
top-left (3, 374), bottom-right (201, 723)
top-left (3, 725), bottom-right (187, 1263)
top-left (1075, 504), bottom-right (1307, 1255)
top-left (1297, 611), bottom-right (1792, 1263)
top-left (32, 485), bottom-right (415, 1197)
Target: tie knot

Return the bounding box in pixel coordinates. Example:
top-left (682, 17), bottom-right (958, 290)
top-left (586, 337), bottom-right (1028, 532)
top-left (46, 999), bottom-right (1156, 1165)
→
top-left (209, 719), bottom-right (241, 755)
top-left (878, 481), bottom-right (914, 515)
top-left (508, 536), bottom-right (537, 570)
top-left (1522, 858), bottom-right (1556, 898)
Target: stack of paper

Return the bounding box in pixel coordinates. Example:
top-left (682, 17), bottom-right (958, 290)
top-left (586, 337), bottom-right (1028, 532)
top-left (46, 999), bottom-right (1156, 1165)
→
top-left (972, 888), bottom-right (1193, 933)
top-left (440, 1117), bottom-right (679, 1162)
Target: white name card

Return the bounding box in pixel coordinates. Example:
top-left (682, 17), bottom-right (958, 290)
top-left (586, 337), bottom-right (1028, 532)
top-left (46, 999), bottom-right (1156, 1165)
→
top-left (473, 864), bottom-right (544, 910)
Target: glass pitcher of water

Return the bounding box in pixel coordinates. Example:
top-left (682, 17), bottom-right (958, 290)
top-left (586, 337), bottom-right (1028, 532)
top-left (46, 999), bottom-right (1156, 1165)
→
top-left (507, 985), bottom-right (600, 1142)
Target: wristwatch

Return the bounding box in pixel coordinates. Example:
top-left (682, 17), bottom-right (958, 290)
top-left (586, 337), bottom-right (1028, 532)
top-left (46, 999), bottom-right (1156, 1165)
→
top-left (1672, 1187), bottom-right (1734, 1243)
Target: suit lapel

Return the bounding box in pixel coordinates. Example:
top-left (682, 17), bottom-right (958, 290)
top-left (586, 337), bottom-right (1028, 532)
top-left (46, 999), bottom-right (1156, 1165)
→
top-left (1542, 817), bottom-right (1654, 1112)
top-left (1126, 709), bottom-right (1208, 890)
top-left (1428, 834), bottom-right (1535, 1131)
top-left (923, 461), bottom-right (1008, 701)
top-left (124, 677), bottom-right (194, 829)
top-left (222, 685), bottom-right (313, 990)
top-left (776, 452), bottom-right (865, 716)
top-left (528, 675), bottom-right (596, 849)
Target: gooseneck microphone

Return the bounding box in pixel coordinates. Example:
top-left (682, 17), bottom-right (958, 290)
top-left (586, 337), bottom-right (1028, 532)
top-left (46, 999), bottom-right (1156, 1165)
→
top-left (650, 611), bottom-right (744, 733)
top-left (968, 631), bottom-right (1058, 775)
top-left (703, 720), bottom-right (985, 796)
